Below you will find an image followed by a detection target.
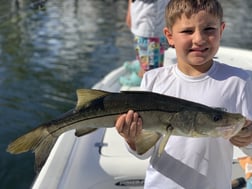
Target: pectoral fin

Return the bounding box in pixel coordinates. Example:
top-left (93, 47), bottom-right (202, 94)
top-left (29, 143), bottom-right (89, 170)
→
top-left (135, 130), bottom-right (162, 155)
top-left (158, 126), bottom-right (173, 156)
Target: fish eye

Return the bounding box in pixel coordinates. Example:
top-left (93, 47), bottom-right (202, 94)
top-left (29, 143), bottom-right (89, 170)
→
top-left (213, 114), bottom-right (222, 122)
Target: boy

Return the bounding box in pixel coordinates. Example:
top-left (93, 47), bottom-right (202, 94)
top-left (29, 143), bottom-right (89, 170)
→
top-left (115, 0), bottom-right (252, 188)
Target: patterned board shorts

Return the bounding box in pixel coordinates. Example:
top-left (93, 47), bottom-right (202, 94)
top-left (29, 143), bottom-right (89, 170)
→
top-left (134, 35), bottom-right (169, 71)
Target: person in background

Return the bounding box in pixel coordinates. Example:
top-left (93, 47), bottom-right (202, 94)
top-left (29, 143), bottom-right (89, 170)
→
top-left (120, 0), bottom-right (170, 86)
top-left (115, 0), bottom-right (252, 188)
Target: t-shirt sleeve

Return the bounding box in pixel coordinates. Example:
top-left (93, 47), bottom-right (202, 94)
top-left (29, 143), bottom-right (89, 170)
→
top-left (240, 76), bottom-right (252, 155)
top-left (124, 141), bottom-right (155, 160)
top-left (241, 76), bottom-right (252, 121)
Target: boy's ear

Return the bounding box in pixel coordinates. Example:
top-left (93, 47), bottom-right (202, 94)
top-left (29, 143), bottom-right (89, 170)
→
top-left (220, 21), bottom-right (225, 37)
top-left (163, 27), bottom-right (174, 47)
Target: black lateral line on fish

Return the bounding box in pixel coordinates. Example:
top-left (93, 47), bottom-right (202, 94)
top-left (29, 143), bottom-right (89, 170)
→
top-left (46, 108), bottom-right (173, 134)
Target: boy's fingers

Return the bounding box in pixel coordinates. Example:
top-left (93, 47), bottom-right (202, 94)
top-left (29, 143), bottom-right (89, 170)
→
top-left (129, 121), bottom-right (137, 138)
top-left (125, 110), bottom-right (134, 126)
top-left (133, 112), bottom-right (139, 122)
top-left (136, 118), bottom-right (143, 135)
top-left (115, 114), bottom-right (126, 133)
top-left (115, 110), bottom-right (142, 140)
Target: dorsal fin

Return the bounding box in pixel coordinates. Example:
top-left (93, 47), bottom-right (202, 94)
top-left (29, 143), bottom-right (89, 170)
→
top-left (76, 89), bottom-right (109, 110)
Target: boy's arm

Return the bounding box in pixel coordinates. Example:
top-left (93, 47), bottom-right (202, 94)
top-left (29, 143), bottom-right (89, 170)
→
top-left (125, 0), bottom-right (131, 29)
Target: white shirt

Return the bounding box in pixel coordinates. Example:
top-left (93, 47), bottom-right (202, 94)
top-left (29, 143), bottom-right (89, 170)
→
top-left (136, 61), bottom-right (252, 189)
top-left (130, 0), bottom-right (170, 37)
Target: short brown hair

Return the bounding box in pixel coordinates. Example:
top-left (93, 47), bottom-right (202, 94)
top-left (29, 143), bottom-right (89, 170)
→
top-left (165, 0), bottom-right (223, 29)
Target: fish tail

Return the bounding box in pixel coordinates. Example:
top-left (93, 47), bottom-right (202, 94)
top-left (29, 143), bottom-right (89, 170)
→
top-left (7, 126), bottom-right (57, 173)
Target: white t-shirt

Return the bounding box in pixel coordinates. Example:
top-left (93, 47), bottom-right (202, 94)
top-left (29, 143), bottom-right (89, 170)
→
top-left (130, 0), bottom-right (170, 37)
top-left (136, 61), bottom-right (252, 189)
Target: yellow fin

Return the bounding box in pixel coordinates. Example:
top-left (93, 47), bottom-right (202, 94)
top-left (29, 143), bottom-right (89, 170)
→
top-left (158, 127), bottom-right (173, 156)
top-left (76, 89), bottom-right (109, 110)
top-left (135, 130), bottom-right (162, 155)
top-left (7, 126), bottom-right (57, 173)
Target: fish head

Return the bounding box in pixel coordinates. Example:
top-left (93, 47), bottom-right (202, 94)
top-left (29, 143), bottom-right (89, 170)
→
top-left (193, 109), bottom-right (246, 138)
top-left (171, 108), bottom-right (246, 139)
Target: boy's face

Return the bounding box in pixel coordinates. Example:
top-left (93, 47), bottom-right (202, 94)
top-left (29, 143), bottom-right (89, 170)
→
top-left (164, 10), bottom-right (225, 75)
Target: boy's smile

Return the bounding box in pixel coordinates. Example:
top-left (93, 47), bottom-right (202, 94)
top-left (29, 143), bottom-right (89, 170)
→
top-left (164, 10), bottom-right (225, 76)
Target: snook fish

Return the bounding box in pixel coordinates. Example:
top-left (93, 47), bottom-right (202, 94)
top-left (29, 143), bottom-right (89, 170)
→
top-left (7, 89), bottom-right (246, 172)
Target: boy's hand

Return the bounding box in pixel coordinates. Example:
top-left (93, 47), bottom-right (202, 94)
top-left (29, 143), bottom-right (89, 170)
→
top-left (230, 120), bottom-right (252, 147)
top-left (115, 110), bottom-right (142, 150)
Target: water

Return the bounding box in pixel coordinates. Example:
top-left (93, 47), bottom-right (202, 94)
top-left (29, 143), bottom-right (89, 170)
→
top-left (0, 0), bottom-right (251, 188)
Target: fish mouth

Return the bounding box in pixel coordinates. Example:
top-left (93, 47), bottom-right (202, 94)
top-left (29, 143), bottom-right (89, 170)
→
top-left (215, 123), bottom-right (244, 139)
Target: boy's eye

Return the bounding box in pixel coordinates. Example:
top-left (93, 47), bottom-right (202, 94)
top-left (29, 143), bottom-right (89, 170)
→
top-left (205, 27), bottom-right (216, 32)
top-left (181, 30), bottom-right (193, 34)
